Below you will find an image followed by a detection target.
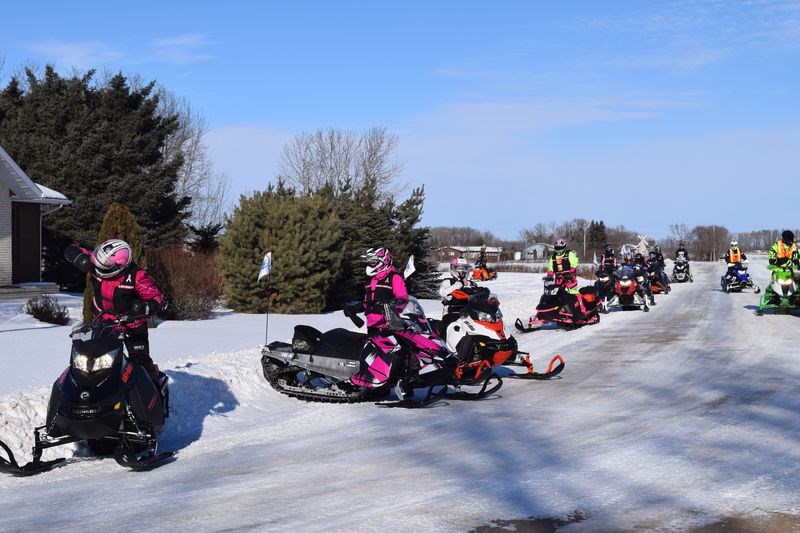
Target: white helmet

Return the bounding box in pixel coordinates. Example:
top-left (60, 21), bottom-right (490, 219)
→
top-left (362, 247), bottom-right (393, 277)
top-left (91, 239), bottom-right (132, 279)
top-left (730, 241), bottom-right (738, 248)
top-left (450, 257), bottom-right (471, 279)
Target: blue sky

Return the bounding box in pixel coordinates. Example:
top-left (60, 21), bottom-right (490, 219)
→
top-left (2, 1), bottom-right (799, 239)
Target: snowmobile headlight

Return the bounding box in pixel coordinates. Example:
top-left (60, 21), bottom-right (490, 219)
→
top-left (478, 311), bottom-right (497, 323)
top-left (71, 348), bottom-right (117, 373)
top-left (72, 352), bottom-right (90, 373)
top-left (636, 275), bottom-right (645, 283)
top-left (93, 353), bottom-right (116, 371)
top-left (778, 278), bottom-right (793, 286)
top-left (620, 280), bottom-right (631, 288)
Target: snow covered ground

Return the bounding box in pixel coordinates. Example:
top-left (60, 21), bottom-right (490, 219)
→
top-left (1, 257), bottom-right (799, 531)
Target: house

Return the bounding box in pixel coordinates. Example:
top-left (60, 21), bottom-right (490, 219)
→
top-left (0, 146), bottom-right (71, 286)
top-left (521, 242), bottom-right (552, 261)
top-left (434, 245), bottom-right (503, 264)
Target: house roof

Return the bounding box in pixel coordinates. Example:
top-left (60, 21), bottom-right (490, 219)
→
top-left (0, 145), bottom-right (70, 206)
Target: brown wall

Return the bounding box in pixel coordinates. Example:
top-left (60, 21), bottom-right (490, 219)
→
top-left (11, 202), bottom-right (40, 283)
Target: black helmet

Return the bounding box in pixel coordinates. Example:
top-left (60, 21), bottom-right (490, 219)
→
top-left (634, 253), bottom-right (644, 262)
top-left (604, 244), bottom-right (613, 254)
top-left (649, 251), bottom-right (657, 258)
top-left (554, 238), bottom-right (567, 252)
top-left (782, 230), bottom-right (794, 244)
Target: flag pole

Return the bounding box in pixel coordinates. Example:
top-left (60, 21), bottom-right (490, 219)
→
top-left (258, 251), bottom-right (273, 347)
top-left (264, 273), bottom-right (270, 346)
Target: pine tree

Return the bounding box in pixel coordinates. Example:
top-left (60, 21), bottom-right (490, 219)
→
top-left (219, 183), bottom-right (344, 313)
top-left (83, 203), bottom-right (148, 322)
top-left (389, 187), bottom-right (439, 298)
top-left (0, 66), bottom-right (189, 289)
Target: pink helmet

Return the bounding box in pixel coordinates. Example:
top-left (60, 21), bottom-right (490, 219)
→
top-left (91, 239), bottom-right (132, 279)
top-left (362, 247), bottom-right (393, 277)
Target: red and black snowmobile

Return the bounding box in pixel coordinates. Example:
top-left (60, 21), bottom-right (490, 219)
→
top-left (648, 269), bottom-right (670, 294)
top-left (612, 271), bottom-right (650, 311)
top-left (594, 268), bottom-right (617, 313)
top-left (0, 316), bottom-right (172, 476)
top-left (515, 274), bottom-right (600, 333)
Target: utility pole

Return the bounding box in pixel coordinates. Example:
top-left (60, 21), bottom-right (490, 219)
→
top-left (583, 226), bottom-right (587, 259)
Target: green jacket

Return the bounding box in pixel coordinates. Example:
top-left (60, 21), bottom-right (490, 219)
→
top-left (548, 250), bottom-right (579, 273)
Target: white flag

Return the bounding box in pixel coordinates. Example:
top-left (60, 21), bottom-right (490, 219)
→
top-left (403, 255), bottom-right (416, 279)
top-left (258, 252), bottom-right (272, 281)
top-left (593, 251), bottom-right (598, 267)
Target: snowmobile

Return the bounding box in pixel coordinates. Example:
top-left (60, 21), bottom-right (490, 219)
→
top-left (261, 297), bottom-right (503, 408)
top-left (720, 261), bottom-right (760, 293)
top-left (648, 269), bottom-right (671, 294)
top-left (514, 275), bottom-right (600, 332)
top-left (594, 268), bottom-right (616, 313)
top-left (612, 271), bottom-right (650, 311)
top-left (471, 265), bottom-right (497, 281)
top-left (0, 316), bottom-right (172, 476)
top-left (756, 265), bottom-right (799, 315)
top-left (672, 259), bottom-right (693, 283)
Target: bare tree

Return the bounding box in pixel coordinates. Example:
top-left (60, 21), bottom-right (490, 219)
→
top-left (278, 127), bottom-right (404, 196)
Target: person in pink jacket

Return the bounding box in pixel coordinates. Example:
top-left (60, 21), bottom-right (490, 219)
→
top-left (347, 247), bottom-right (410, 388)
top-left (65, 239), bottom-right (165, 377)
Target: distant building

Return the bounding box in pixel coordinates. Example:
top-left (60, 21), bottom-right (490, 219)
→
top-left (435, 245), bottom-right (503, 264)
top-left (521, 242), bottom-right (552, 261)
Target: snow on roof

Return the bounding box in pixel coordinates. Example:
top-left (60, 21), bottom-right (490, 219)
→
top-left (35, 183), bottom-right (70, 204)
top-left (438, 246), bottom-right (503, 253)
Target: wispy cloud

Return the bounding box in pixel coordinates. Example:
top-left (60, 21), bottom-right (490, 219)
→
top-left (150, 33), bottom-right (215, 64)
top-left (25, 40), bottom-right (125, 70)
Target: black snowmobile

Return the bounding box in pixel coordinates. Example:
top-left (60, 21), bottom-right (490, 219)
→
top-left (261, 297), bottom-right (503, 408)
top-left (0, 316), bottom-right (172, 476)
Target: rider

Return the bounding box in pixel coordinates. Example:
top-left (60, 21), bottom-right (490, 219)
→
top-left (723, 241), bottom-right (748, 282)
top-left (346, 247), bottom-right (430, 392)
top-left (653, 245), bottom-right (670, 288)
top-left (768, 231), bottom-right (800, 271)
top-left (548, 238), bottom-right (579, 294)
top-left (65, 239), bottom-right (164, 378)
top-left (646, 251), bottom-right (664, 286)
top-left (633, 252), bottom-right (656, 305)
top-left (439, 257), bottom-right (476, 302)
top-left (598, 244), bottom-right (618, 275)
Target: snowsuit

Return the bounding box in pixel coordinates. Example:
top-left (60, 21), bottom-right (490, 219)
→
top-left (675, 249), bottom-right (691, 277)
top-left (65, 244), bottom-right (164, 368)
top-left (598, 252), bottom-right (618, 275)
top-left (631, 262), bottom-right (654, 302)
top-left (350, 266), bottom-right (414, 389)
top-left (724, 247), bottom-right (748, 280)
top-left (548, 250), bottom-right (580, 294)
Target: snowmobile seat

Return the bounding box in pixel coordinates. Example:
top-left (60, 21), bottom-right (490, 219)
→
top-left (314, 328), bottom-right (367, 360)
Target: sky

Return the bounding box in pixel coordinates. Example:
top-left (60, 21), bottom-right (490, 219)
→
top-left (1, 1), bottom-right (799, 240)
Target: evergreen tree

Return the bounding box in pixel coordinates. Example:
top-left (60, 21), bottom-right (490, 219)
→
top-left (587, 220), bottom-right (609, 258)
top-left (219, 183), bottom-right (344, 313)
top-left (388, 186), bottom-right (439, 298)
top-left (0, 66), bottom-right (189, 289)
top-left (83, 203), bottom-right (148, 322)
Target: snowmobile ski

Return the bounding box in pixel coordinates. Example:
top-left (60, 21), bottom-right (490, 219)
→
top-left (514, 318), bottom-right (541, 333)
top-left (375, 386), bottom-right (449, 408)
top-left (0, 440), bottom-right (66, 476)
top-left (508, 353), bottom-right (565, 380)
top-left (445, 373), bottom-right (503, 400)
top-left (113, 445), bottom-right (174, 471)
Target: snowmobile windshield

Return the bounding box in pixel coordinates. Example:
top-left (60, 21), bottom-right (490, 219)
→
top-left (400, 297), bottom-right (434, 334)
top-left (70, 323), bottom-right (125, 355)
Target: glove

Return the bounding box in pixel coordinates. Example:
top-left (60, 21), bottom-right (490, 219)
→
top-left (130, 299), bottom-right (151, 318)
